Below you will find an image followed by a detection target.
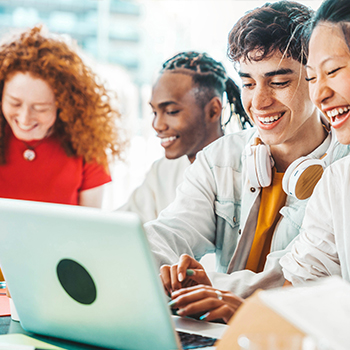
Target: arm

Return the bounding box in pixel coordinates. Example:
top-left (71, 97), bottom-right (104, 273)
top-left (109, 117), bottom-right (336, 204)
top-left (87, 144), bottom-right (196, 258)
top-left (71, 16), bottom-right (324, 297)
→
top-left (79, 160), bottom-right (112, 208)
top-left (280, 166), bottom-right (341, 285)
top-left (144, 149), bottom-right (218, 267)
top-left (78, 185), bottom-right (105, 208)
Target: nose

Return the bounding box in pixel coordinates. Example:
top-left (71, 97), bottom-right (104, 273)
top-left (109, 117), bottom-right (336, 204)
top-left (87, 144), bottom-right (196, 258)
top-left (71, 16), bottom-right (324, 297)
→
top-left (152, 112), bottom-right (168, 133)
top-left (310, 78), bottom-right (333, 107)
top-left (16, 105), bottom-right (33, 125)
top-left (251, 85), bottom-right (274, 110)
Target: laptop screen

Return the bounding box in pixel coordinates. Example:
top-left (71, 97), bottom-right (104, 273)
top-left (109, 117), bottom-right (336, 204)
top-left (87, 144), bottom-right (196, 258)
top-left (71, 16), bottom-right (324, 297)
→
top-left (0, 199), bottom-right (182, 350)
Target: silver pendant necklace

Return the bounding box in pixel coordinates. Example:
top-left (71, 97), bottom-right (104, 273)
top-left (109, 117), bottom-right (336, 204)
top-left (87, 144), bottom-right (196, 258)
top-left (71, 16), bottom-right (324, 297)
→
top-left (22, 140), bottom-right (43, 161)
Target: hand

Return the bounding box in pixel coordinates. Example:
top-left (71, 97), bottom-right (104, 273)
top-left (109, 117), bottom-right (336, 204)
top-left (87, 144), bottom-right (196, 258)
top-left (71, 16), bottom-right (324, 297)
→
top-left (160, 254), bottom-right (212, 295)
top-left (168, 285), bottom-right (244, 324)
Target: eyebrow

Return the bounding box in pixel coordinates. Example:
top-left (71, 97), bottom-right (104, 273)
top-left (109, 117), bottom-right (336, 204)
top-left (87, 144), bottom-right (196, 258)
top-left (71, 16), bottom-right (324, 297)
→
top-left (5, 95), bottom-right (20, 101)
top-left (6, 94), bottom-right (53, 105)
top-left (305, 56), bottom-right (339, 71)
top-left (239, 68), bottom-right (295, 78)
top-left (149, 101), bottom-right (179, 109)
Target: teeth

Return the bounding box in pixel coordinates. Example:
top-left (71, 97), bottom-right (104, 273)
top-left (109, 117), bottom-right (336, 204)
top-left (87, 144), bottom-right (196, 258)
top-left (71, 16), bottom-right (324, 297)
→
top-left (257, 113), bottom-right (282, 124)
top-left (326, 106), bottom-right (349, 118)
top-left (18, 125), bottom-right (35, 131)
top-left (16, 120), bottom-right (37, 131)
top-left (160, 136), bottom-right (177, 144)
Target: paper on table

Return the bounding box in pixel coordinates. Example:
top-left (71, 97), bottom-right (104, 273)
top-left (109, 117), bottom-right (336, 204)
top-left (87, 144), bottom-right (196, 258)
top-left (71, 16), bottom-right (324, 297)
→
top-left (259, 276), bottom-right (350, 350)
top-left (0, 334), bottom-right (66, 349)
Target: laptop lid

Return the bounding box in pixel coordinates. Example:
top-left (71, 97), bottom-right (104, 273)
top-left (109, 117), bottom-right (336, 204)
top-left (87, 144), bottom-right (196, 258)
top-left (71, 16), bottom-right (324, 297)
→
top-left (0, 198), bottom-right (183, 350)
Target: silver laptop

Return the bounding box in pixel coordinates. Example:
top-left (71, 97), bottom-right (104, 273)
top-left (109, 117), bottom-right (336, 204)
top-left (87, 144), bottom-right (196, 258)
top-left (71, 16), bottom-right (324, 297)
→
top-left (0, 198), bottom-right (227, 350)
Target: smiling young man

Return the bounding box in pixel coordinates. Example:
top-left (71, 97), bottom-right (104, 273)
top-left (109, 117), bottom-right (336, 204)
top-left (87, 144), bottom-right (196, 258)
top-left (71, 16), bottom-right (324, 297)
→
top-left (143, 1), bottom-right (350, 322)
top-left (119, 52), bottom-right (249, 223)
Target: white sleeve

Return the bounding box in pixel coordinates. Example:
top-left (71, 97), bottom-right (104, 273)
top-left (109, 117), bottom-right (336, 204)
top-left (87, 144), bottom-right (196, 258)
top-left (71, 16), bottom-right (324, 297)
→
top-left (145, 150), bottom-right (217, 267)
top-left (207, 248), bottom-right (287, 298)
top-left (117, 163), bottom-right (159, 224)
top-left (280, 167), bottom-right (341, 285)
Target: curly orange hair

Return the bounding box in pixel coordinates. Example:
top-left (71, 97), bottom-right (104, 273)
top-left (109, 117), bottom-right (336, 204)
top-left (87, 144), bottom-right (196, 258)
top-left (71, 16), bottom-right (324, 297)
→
top-left (0, 26), bottom-right (124, 169)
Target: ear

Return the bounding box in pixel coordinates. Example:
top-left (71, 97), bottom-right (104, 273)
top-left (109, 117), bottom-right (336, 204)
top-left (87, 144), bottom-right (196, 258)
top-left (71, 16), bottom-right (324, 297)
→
top-left (205, 96), bottom-right (222, 123)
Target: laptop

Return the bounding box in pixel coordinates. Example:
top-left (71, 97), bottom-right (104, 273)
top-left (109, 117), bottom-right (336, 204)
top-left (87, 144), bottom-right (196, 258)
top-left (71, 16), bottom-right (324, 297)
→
top-left (0, 198), bottom-right (227, 350)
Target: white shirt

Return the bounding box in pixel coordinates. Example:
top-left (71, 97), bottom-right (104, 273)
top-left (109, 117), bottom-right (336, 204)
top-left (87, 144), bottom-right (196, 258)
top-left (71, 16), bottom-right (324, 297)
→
top-left (118, 155), bottom-right (190, 223)
top-left (280, 155), bottom-right (350, 285)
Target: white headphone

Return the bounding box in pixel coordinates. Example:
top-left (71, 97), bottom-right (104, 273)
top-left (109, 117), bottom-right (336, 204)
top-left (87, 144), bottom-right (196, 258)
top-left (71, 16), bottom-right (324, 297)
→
top-left (246, 138), bottom-right (275, 188)
top-left (282, 156), bottom-right (326, 200)
top-left (246, 133), bottom-right (333, 200)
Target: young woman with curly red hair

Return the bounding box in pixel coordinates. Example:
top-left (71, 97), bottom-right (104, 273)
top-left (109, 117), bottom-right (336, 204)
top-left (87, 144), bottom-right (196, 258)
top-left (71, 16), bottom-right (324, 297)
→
top-left (0, 26), bottom-right (124, 207)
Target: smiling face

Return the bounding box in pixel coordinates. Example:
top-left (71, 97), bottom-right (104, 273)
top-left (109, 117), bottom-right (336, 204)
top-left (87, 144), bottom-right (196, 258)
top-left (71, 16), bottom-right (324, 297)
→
top-left (307, 23), bottom-right (350, 145)
top-left (2, 72), bottom-right (57, 142)
top-left (150, 71), bottom-right (213, 163)
top-left (239, 53), bottom-right (317, 148)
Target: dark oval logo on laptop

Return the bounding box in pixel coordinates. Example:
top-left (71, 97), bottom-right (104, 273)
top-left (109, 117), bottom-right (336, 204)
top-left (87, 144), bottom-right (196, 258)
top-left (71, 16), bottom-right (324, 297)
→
top-left (56, 259), bottom-right (97, 305)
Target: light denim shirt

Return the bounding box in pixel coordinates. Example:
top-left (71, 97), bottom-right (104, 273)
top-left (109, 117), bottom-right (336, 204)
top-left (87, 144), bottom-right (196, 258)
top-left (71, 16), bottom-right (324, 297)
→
top-left (145, 127), bottom-right (350, 298)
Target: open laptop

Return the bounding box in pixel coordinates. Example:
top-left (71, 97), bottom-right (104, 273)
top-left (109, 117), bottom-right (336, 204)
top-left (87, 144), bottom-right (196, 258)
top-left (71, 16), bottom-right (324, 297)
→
top-left (0, 198), bottom-right (227, 350)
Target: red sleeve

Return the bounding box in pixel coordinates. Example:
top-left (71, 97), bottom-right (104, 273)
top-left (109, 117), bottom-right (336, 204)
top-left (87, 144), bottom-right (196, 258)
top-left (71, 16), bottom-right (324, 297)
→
top-left (80, 161), bottom-right (112, 191)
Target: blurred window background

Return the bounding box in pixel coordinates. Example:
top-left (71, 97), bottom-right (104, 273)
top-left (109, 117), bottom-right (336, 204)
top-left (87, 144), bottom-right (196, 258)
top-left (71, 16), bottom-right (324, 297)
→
top-left (0, 0), bottom-right (322, 210)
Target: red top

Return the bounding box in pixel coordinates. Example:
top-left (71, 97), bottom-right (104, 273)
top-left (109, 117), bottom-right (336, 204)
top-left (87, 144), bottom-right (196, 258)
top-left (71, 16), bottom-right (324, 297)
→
top-left (0, 128), bottom-right (112, 205)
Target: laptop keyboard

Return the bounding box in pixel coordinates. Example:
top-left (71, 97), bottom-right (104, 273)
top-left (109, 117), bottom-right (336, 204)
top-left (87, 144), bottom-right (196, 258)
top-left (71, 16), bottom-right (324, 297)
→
top-left (177, 331), bottom-right (217, 349)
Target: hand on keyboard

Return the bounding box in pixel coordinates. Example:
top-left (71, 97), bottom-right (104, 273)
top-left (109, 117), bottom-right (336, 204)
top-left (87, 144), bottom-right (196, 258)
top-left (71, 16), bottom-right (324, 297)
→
top-left (169, 284), bottom-right (244, 323)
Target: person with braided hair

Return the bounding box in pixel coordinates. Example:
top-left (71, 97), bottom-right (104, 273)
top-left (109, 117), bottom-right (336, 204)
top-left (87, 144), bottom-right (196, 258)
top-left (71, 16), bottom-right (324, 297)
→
top-left (119, 51), bottom-right (249, 223)
top-left (144, 1), bottom-right (350, 323)
top-left (0, 25), bottom-right (124, 207)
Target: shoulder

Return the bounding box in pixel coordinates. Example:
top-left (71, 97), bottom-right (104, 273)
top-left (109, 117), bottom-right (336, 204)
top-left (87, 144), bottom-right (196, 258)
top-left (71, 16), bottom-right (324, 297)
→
top-left (326, 155), bottom-right (350, 178)
top-left (149, 155), bottom-right (190, 174)
top-left (140, 156), bottom-right (190, 188)
top-left (331, 139), bottom-right (350, 161)
top-left (200, 128), bottom-right (256, 168)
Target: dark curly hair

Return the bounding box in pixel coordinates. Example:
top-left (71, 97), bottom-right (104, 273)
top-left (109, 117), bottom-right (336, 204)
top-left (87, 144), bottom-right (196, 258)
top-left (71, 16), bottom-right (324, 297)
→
top-left (228, 1), bottom-right (314, 64)
top-left (0, 25), bottom-right (124, 169)
top-left (161, 51), bottom-right (252, 129)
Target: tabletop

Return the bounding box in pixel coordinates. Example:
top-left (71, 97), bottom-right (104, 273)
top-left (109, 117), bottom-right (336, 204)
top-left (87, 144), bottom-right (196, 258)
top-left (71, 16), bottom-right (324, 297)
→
top-left (0, 316), bottom-right (109, 350)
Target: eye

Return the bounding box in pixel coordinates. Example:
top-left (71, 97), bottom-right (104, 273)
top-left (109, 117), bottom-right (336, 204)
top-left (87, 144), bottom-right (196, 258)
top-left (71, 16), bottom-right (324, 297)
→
top-left (33, 105), bottom-right (51, 112)
top-left (241, 78), bottom-right (255, 89)
top-left (242, 83), bottom-right (254, 89)
top-left (327, 67), bottom-right (342, 75)
top-left (167, 110), bottom-right (180, 116)
top-left (34, 108), bottom-right (49, 113)
top-left (305, 76), bottom-right (315, 82)
top-left (271, 81), bottom-right (290, 87)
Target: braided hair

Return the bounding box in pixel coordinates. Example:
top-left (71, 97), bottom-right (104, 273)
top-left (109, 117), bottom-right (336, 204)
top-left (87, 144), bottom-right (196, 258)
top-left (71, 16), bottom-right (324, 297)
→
top-left (161, 51), bottom-right (252, 129)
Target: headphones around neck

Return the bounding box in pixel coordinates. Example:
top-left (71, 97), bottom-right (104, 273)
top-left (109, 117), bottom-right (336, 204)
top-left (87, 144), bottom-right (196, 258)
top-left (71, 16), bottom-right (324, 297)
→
top-left (246, 138), bottom-right (275, 188)
top-left (246, 135), bottom-right (332, 200)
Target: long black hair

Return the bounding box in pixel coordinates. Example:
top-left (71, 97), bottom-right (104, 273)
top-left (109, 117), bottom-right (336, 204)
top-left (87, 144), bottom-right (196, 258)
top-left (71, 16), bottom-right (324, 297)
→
top-left (303, 0), bottom-right (350, 55)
